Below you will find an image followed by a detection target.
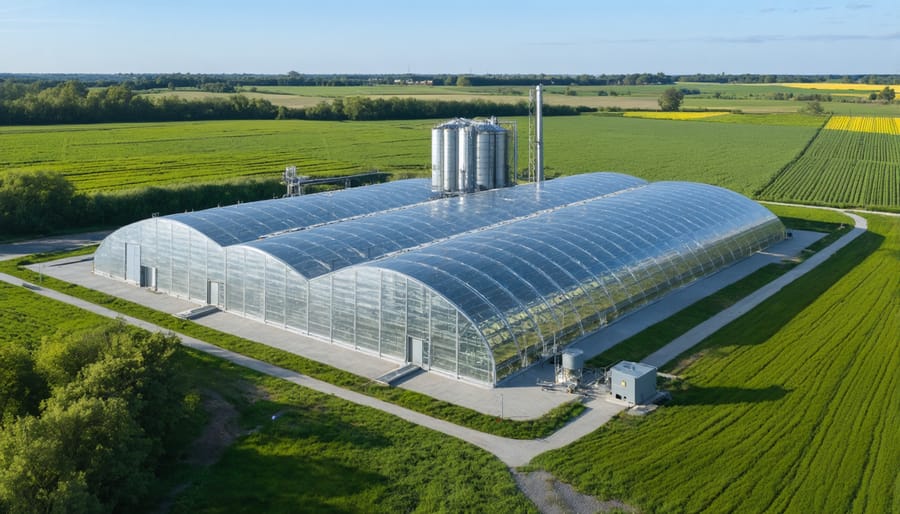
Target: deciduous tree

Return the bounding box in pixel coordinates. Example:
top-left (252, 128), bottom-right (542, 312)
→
top-left (658, 87), bottom-right (684, 111)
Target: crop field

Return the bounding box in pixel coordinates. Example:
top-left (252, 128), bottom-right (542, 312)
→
top-left (541, 115), bottom-right (817, 195)
top-left (759, 116), bottom-right (900, 210)
top-left (1, 115), bottom-right (818, 196)
top-left (534, 214), bottom-right (900, 514)
top-left (142, 89), bottom-right (326, 109)
top-left (622, 111), bottom-right (729, 120)
top-left (825, 115), bottom-right (900, 135)
top-left (779, 82), bottom-right (893, 92)
top-left (141, 83), bottom-right (900, 115)
top-left (0, 120), bottom-right (432, 192)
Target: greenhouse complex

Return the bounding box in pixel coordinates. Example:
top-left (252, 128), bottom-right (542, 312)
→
top-left (94, 172), bottom-right (785, 386)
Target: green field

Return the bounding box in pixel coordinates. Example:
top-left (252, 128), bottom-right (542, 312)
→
top-left (0, 120), bottom-right (431, 192)
top-left (0, 115), bottom-right (819, 196)
top-left (541, 115), bottom-right (817, 195)
top-left (533, 214), bottom-right (900, 513)
top-left (759, 118), bottom-right (900, 211)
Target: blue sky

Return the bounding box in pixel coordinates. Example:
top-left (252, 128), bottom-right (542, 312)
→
top-left (1, 0), bottom-right (898, 74)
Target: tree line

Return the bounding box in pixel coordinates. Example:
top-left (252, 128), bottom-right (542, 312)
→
top-left (0, 170), bottom-right (282, 237)
top-left (4, 72), bottom-right (899, 90)
top-left (0, 80), bottom-right (587, 125)
top-left (298, 96), bottom-right (586, 121)
top-left (0, 322), bottom-right (197, 512)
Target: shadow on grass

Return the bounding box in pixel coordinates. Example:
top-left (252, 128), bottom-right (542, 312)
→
top-left (174, 449), bottom-right (389, 514)
top-left (667, 230), bottom-right (884, 371)
top-left (675, 385), bottom-right (790, 406)
top-left (173, 399), bottom-right (395, 514)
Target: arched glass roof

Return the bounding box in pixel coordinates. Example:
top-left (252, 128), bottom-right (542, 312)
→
top-left (164, 178), bottom-right (433, 246)
top-left (237, 172), bottom-right (646, 278)
top-left (365, 181), bottom-right (785, 378)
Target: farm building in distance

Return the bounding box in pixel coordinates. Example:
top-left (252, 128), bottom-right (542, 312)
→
top-left (94, 172), bottom-right (785, 386)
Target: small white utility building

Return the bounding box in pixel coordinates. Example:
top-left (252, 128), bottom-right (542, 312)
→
top-left (610, 361), bottom-right (658, 405)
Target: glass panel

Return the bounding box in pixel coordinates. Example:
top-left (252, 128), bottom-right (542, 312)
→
top-left (170, 224), bottom-right (190, 298)
top-left (225, 249), bottom-right (244, 314)
top-left (307, 277), bottom-right (331, 339)
top-left (265, 257), bottom-right (286, 325)
top-left (458, 318), bottom-right (491, 383)
top-left (429, 295), bottom-right (457, 374)
top-left (354, 268), bottom-right (381, 352)
top-left (285, 271), bottom-right (308, 332)
top-left (156, 222), bottom-right (172, 292)
top-left (380, 272), bottom-right (406, 359)
top-left (243, 250), bottom-right (265, 320)
top-left (406, 280), bottom-right (429, 341)
top-left (189, 232), bottom-right (207, 302)
top-left (331, 272), bottom-right (355, 345)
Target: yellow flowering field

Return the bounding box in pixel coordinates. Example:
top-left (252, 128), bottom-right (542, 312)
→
top-left (623, 111), bottom-right (729, 121)
top-left (781, 82), bottom-right (892, 91)
top-left (825, 115), bottom-right (900, 136)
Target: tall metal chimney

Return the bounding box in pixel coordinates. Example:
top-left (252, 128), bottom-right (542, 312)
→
top-left (535, 84), bottom-right (544, 183)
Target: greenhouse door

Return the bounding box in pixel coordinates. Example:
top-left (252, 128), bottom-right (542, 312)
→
top-left (208, 281), bottom-right (225, 308)
top-left (125, 244), bottom-right (141, 284)
top-left (407, 337), bottom-right (424, 367)
top-left (139, 266), bottom-right (157, 289)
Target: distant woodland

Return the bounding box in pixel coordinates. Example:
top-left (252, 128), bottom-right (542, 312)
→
top-left (0, 79), bottom-right (583, 125)
top-left (1, 72), bottom-right (897, 125)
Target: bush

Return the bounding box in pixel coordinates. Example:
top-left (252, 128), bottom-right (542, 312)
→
top-left (0, 170), bottom-right (75, 235)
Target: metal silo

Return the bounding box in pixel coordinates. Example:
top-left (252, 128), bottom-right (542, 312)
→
top-left (475, 127), bottom-right (495, 190)
top-left (442, 125), bottom-right (459, 193)
top-left (494, 129), bottom-right (507, 188)
top-left (457, 125), bottom-right (476, 193)
top-left (431, 127), bottom-right (443, 192)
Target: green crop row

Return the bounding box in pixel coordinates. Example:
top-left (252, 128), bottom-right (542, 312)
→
top-left (533, 215), bottom-right (899, 513)
top-left (759, 126), bottom-right (900, 210)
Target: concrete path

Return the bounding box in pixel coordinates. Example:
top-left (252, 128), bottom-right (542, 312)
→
top-left (0, 230), bottom-right (111, 261)
top-left (643, 211), bottom-right (868, 368)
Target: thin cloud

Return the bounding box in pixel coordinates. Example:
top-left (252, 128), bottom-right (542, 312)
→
top-left (532, 31), bottom-right (900, 47)
top-left (759, 6), bottom-right (832, 14)
top-left (846, 3), bottom-right (872, 9)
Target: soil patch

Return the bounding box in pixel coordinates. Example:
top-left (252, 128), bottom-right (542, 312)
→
top-left (512, 470), bottom-right (635, 514)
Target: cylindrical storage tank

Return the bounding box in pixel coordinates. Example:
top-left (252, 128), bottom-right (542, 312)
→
top-left (457, 126), bottom-right (474, 192)
top-left (475, 128), bottom-right (495, 190)
top-left (442, 127), bottom-right (458, 193)
top-left (561, 349), bottom-right (584, 371)
top-left (431, 128), bottom-right (443, 192)
top-left (494, 129), bottom-right (507, 188)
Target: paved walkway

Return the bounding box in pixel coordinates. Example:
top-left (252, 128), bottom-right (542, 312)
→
top-left (0, 230), bottom-right (111, 261)
top-left (644, 211), bottom-right (867, 367)
top-left (0, 207), bottom-right (869, 467)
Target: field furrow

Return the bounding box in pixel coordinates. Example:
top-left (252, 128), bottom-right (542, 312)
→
top-left (760, 116), bottom-right (900, 211)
